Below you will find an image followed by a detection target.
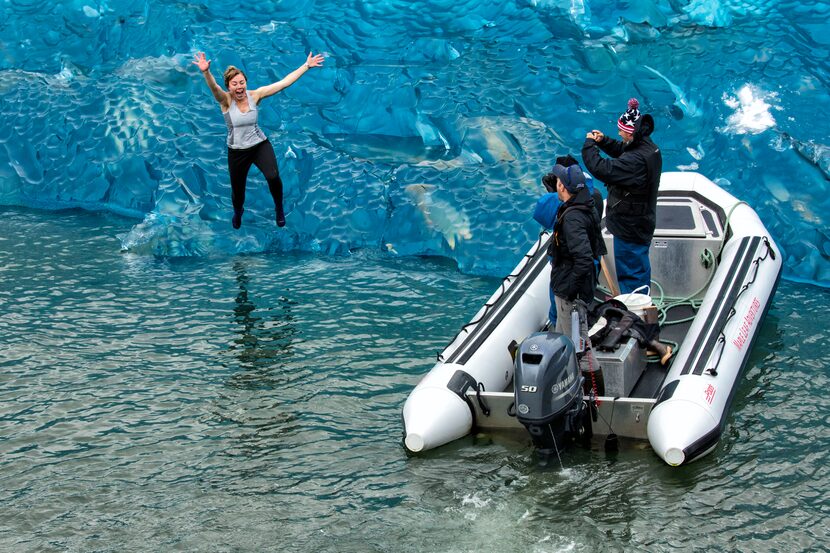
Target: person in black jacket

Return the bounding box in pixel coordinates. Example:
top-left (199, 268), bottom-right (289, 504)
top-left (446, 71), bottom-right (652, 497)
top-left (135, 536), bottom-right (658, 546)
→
top-left (534, 154), bottom-right (604, 327)
top-left (582, 98), bottom-right (662, 294)
top-left (549, 163), bottom-right (606, 384)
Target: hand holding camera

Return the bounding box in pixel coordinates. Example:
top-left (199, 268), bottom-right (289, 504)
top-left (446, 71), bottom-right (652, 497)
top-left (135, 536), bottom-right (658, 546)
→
top-left (586, 130), bottom-right (604, 142)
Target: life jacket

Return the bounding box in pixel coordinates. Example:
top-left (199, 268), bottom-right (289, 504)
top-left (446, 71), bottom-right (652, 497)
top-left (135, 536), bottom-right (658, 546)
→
top-left (589, 299), bottom-right (658, 351)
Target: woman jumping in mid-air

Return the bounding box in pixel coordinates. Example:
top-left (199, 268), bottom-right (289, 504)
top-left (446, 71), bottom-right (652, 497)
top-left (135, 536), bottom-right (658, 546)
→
top-left (193, 51), bottom-right (324, 228)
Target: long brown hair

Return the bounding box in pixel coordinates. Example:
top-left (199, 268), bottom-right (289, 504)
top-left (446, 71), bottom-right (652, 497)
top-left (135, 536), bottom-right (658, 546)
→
top-left (223, 66), bottom-right (247, 88)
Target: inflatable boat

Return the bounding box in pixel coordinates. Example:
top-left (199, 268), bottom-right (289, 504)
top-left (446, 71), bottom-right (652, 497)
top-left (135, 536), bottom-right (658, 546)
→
top-left (402, 172), bottom-right (782, 465)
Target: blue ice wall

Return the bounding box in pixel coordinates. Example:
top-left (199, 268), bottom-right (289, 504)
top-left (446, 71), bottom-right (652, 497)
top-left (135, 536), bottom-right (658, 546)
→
top-left (1, 0), bottom-right (828, 284)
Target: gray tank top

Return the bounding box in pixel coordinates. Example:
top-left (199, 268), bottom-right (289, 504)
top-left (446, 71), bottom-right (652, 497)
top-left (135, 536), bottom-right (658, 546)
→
top-left (224, 91), bottom-right (268, 149)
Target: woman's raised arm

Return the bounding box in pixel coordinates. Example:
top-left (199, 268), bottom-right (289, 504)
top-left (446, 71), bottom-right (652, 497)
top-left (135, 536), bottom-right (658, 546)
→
top-left (251, 52), bottom-right (325, 103)
top-left (193, 52), bottom-right (230, 110)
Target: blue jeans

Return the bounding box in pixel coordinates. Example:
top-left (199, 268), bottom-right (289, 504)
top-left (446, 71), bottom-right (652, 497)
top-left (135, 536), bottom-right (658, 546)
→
top-left (613, 237), bottom-right (651, 294)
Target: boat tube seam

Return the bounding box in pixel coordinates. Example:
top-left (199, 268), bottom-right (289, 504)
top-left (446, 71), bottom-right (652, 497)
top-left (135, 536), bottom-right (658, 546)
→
top-left (691, 236), bottom-right (762, 376)
top-left (701, 237), bottom-right (776, 375)
top-left (677, 236), bottom-right (755, 376)
top-left (447, 233), bottom-right (552, 365)
top-left (439, 232), bottom-right (549, 362)
top-left (712, 258), bottom-right (783, 437)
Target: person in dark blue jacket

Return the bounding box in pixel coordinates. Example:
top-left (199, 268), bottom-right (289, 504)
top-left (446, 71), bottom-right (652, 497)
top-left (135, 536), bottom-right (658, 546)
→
top-left (582, 98), bottom-right (661, 294)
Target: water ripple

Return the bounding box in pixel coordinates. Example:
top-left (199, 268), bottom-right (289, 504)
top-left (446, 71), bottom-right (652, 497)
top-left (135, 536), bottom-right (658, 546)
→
top-left (1, 208), bottom-right (829, 552)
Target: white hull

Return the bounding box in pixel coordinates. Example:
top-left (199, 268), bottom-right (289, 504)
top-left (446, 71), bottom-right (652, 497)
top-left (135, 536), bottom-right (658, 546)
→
top-left (646, 173), bottom-right (782, 465)
top-left (402, 232), bottom-right (552, 452)
top-left (402, 172), bottom-right (782, 465)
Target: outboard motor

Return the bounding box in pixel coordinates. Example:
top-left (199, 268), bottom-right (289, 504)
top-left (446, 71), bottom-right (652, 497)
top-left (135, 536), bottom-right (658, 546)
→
top-left (514, 332), bottom-right (589, 454)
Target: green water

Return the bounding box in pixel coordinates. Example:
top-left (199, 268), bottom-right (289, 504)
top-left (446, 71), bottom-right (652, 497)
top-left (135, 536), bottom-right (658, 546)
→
top-left (1, 207), bottom-right (828, 552)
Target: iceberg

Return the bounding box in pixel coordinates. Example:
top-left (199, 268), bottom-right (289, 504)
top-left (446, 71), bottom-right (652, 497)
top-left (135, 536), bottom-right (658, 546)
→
top-left (0, 0), bottom-right (827, 286)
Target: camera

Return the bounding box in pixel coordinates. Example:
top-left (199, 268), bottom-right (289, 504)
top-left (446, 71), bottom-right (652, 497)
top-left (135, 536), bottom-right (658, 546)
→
top-left (542, 173), bottom-right (557, 192)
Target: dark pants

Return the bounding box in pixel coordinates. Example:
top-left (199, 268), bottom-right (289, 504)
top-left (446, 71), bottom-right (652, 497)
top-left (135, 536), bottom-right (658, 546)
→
top-left (227, 140), bottom-right (283, 213)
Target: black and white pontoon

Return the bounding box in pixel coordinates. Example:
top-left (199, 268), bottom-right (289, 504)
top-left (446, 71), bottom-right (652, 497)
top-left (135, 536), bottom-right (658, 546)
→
top-left (402, 172), bottom-right (782, 466)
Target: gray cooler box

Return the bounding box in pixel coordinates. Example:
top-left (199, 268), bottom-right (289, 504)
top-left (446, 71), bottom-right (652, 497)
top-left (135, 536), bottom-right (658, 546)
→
top-left (594, 337), bottom-right (646, 397)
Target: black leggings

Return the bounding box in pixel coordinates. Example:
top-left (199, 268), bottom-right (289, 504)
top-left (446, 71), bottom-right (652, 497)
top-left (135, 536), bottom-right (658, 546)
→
top-left (227, 140), bottom-right (283, 213)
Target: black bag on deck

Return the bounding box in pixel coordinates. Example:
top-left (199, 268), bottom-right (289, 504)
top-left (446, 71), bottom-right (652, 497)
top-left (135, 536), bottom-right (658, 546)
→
top-left (589, 299), bottom-right (658, 352)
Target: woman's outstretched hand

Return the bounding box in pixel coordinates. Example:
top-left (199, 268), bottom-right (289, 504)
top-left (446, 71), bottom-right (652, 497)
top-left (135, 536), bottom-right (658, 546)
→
top-left (305, 52), bottom-right (325, 68)
top-left (193, 52), bottom-right (211, 73)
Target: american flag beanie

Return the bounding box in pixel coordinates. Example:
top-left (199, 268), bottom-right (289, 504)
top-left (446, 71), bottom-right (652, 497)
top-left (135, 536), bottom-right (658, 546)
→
top-left (617, 98), bottom-right (641, 133)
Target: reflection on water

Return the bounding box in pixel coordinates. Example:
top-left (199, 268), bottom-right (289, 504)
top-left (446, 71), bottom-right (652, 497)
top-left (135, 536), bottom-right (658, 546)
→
top-left (226, 260), bottom-right (299, 390)
top-left (1, 208), bottom-right (829, 553)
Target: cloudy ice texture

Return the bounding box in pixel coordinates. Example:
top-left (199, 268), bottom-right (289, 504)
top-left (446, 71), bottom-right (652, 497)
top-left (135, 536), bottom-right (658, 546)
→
top-left (722, 85), bottom-right (777, 135)
top-left (0, 0), bottom-right (828, 285)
